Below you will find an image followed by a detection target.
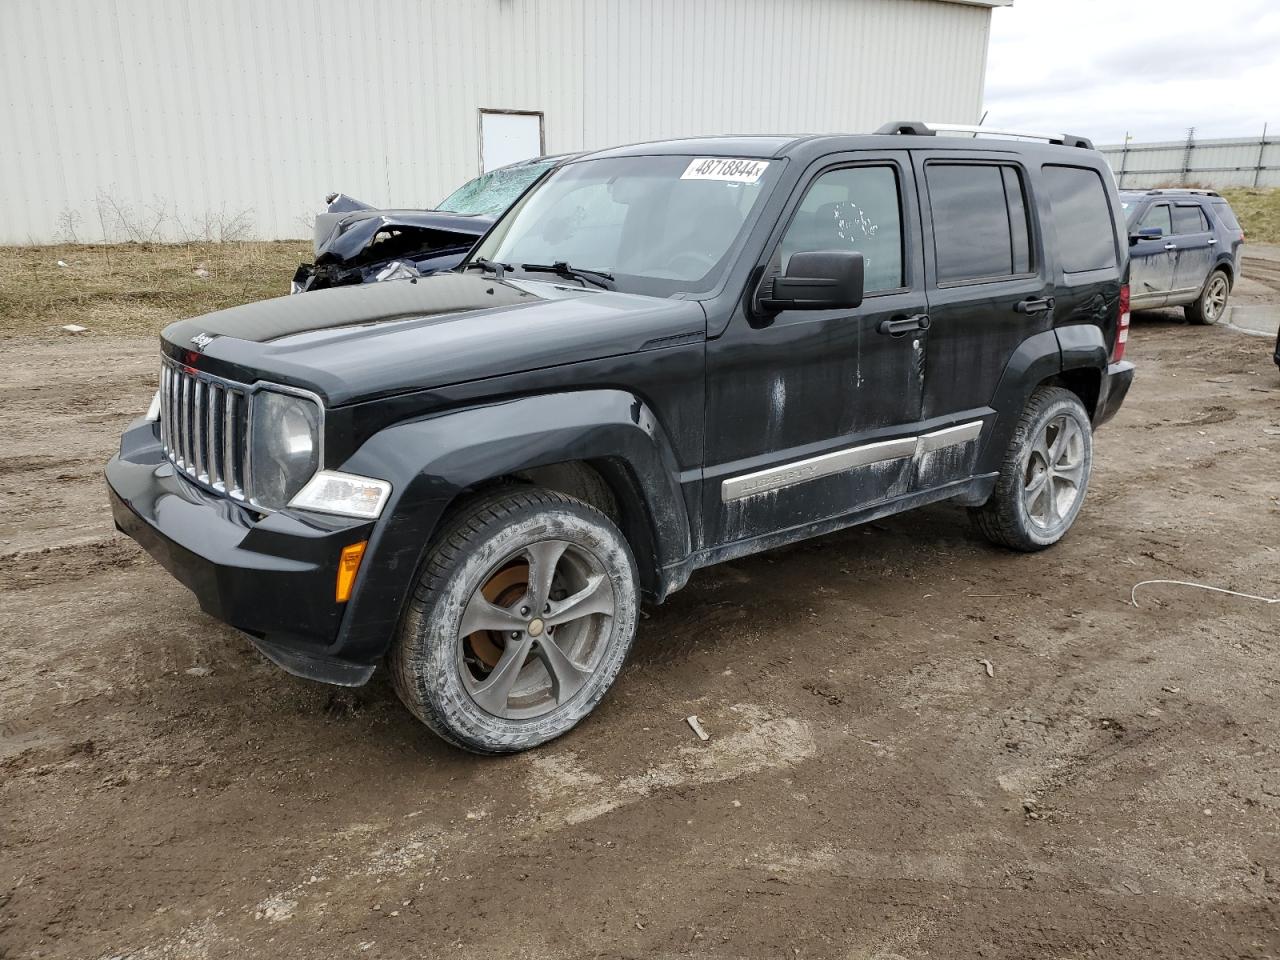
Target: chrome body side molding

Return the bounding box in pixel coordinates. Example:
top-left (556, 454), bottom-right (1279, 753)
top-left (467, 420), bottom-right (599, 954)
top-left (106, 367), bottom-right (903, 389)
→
top-left (721, 420), bottom-right (984, 502)
top-left (916, 420), bottom-right (983, 454)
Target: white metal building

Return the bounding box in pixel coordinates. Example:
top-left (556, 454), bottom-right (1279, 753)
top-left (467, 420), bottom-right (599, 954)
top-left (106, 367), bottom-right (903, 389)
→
top-left (0, 0), bottom-right (1009, 244)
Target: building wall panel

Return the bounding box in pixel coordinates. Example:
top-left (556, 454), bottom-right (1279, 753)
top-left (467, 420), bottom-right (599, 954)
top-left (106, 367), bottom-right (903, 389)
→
top-left (1, 0), bottom-right (994, 243)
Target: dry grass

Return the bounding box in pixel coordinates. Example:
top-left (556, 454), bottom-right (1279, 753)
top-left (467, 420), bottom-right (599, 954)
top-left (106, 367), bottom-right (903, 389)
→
top-left (3, 190), bottom-right (1278, 340)
top-left (1220, 187), bottom-right (1280, 245)
top-left (0, 241), bottom-right (308, 338)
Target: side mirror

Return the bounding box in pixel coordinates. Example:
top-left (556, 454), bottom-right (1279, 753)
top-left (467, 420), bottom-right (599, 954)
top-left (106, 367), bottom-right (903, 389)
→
top-left (1130, 226), bottom-right (1163, 244)
top-left (759, 250), bottom-right (864, 312)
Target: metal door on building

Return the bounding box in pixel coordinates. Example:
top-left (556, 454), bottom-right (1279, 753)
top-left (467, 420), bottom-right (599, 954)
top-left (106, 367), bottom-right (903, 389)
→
top-left (479, 110), bottom-right (544, 173)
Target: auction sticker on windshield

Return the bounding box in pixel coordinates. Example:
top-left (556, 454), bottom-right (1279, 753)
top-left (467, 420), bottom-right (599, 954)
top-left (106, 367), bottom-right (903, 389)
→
top-left (681, 158), bottom-right (770, 184)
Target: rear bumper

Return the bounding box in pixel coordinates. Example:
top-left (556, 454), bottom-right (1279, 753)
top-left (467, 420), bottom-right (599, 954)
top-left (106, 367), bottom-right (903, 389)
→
top-left (1093, 360), bottom-right (1135, 428)
top-left (106, 419), bottom-right (378, 685)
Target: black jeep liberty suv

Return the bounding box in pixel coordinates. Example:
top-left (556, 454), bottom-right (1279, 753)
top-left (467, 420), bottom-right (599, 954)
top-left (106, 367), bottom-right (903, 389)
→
top-left (107, 122), bottom-right (1135, 753)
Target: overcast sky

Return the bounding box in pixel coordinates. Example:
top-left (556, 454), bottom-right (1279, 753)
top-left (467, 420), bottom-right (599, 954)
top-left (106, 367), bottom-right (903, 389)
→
top-left (982, 0), bottom-right (1280, 146)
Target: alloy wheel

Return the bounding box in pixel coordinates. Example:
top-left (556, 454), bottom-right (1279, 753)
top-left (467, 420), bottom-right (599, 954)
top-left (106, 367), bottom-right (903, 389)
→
top-left (1023, 415), bottom-right (1086, 531)
top-left (456, 540), bottom-right (616, 720)
top-left (1203, 274), bottom-right (1229, 323)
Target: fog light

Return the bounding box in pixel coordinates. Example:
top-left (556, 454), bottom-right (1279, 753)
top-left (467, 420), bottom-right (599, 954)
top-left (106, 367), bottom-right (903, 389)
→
top-left (289, 470), bottom-right (391, 519)
top-left (336, 541), bottom-right (367, 603)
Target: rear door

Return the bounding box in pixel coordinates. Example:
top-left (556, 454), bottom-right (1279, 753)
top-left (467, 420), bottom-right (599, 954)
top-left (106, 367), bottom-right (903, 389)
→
top-left (1129, 202), bottom-right (1176, 307)
top-left (1039, 162), bottom-right (1125, 358)
top-left (912, 152), bottom-right (1049, 484)
top-left (1170, 202), bottom-right (1215, 296)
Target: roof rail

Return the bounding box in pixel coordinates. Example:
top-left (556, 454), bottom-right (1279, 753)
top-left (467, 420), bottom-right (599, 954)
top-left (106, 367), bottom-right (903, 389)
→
top-left (875, 120), bottom-right (1095, 151)
top-left (1143, 187), bottom-right (1221, 198)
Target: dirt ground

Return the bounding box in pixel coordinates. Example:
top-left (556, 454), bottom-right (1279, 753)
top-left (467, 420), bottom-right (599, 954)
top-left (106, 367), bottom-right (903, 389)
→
top-left (2, 262), bottom-right (1280, 960)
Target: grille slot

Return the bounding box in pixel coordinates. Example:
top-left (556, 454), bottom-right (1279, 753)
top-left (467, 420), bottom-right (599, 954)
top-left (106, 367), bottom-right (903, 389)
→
top-left (160, 359), bottom-right (249, 501)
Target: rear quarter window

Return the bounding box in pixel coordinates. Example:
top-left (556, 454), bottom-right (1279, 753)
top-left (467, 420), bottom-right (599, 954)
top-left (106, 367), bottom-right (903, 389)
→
top-left (1211, 201), bottom-right (1242, 232)
top-left (1042, 165), bottom-right (1118, 273)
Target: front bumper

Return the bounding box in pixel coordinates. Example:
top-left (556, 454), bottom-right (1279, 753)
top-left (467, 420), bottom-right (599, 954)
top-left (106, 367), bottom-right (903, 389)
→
top-left (107, 418), bottom-right (379, 685)
top-left (1093, 360), bottom-right (1135, 428)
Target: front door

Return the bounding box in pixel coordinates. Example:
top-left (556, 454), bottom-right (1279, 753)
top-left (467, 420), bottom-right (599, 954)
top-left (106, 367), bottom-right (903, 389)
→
top-left (703, 152), bottom-right (928, 547)
top-left (1170, 202), bottom-right (1215, 296)
top-left (1129, 202), bottom-right (1176, 307)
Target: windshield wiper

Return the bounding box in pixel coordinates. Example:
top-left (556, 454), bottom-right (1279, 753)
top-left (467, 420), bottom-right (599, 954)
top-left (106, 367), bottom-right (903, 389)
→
top-left (520, 261), bottom-right (615, 290)
top-left (463, 257), bottom-right (512, 278)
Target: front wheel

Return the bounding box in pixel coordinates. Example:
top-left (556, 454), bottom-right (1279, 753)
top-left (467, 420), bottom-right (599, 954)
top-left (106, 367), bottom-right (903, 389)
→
top-left (969, 386), bottom-right (1094, 552)
top-left (389, 487), bottom-right (639, 754)
top-left (1186, 269), bottom-right (1230, 325)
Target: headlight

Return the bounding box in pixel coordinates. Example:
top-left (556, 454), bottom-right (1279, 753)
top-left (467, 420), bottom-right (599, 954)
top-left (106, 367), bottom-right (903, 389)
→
top-left (144, 390), bottom-right (161, 421)
top-left (248, 389), bottom-right (321, 510)
top-left (289, 471), bottom-right (392, 519)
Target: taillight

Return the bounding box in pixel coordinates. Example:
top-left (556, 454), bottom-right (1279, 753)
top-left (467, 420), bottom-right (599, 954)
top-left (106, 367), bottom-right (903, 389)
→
top-left (1113, 284), bottom-right (1130, 363)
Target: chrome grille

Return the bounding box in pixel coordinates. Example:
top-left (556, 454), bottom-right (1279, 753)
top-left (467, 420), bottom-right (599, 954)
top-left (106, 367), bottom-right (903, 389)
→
top-left (159, 359), bottom-right (250, 500)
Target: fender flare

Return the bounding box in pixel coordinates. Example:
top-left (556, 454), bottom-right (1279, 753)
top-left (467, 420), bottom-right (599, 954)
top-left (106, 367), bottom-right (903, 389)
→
top-left (1211, 254), bottom-right (1236, 287)
top-left (978, 329), bottom-right (1062, 474)
top-left (329, 390), bottom-right (693, 663)
top-left (978, 325), bottom-right (1108, 475)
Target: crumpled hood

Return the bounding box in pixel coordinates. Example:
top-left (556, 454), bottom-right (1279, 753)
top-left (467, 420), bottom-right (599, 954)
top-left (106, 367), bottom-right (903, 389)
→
top-left (162, 272), bottom-right (706, 406)
top-left (314, 208), bottom-right (492, 265)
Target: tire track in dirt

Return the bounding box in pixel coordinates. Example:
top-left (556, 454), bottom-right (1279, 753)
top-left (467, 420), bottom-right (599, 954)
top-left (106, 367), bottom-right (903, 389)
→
top-left (1243, 256), bottom-right (1280, 291)
top-left (0, 455), bottom-right (97, 477)
top-left (0, 538), bottom-right (145, 591)
top-left (96, 705), bottom-right (815, 960)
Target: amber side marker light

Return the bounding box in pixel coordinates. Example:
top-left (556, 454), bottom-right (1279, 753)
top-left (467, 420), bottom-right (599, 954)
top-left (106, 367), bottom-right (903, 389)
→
top-left (336, 541), bottom-right (368, 603)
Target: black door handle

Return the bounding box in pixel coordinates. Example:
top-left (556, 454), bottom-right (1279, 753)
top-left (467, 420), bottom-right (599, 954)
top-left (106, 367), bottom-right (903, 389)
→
top-left (1015, 297), bottom-right (1055, 315)
top-left (877, 314), bottom-right (931, 337)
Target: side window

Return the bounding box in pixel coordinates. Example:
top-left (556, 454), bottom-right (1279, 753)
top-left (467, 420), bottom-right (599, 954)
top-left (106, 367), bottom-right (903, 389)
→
top-left (1172, 205), bottom-right (1209, 235)
top-left (1042, 165), bottom-right (1118, 273)
top-left (1003, 167), bottom-right (1032, 275)
top-left (1212, 201), bottom-right (1242, 232)
top-left (926, 162), bottom-right (1033, 283)
top-left (779, 165), bottom-right (904, 293)
top-left (1139, 204), bottom-right (1173, 236)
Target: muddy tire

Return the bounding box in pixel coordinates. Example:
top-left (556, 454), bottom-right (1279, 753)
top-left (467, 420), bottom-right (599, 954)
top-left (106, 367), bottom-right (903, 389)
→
top-left (389, 486), bottom-right (639, 754)
top-left (1185, 268), bottom-right (1230, 325)
top-left (969, 387), bottom-right (1093, 552)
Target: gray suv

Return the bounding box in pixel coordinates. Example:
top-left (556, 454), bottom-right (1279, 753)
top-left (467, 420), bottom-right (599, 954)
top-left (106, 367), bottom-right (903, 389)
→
top-left (1121, 189), bottom-right (1244, 324)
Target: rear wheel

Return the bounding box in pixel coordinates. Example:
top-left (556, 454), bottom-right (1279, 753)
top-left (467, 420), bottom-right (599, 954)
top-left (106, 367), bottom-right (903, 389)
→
top-left (1186, 269), bottom-right (1230, 325)
top-left (970, 386), bottom-right (1093, 552)
top-left (390, 487), bottom-right (639, 754)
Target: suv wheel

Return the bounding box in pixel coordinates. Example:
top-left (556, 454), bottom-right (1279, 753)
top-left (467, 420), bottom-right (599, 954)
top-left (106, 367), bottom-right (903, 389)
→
top-left (1186, 269), bottom-right (1230, 325)
top-left (970, 386), bottom-right (1093, 552)
top-left (390, 487), bottom-right (639, 754)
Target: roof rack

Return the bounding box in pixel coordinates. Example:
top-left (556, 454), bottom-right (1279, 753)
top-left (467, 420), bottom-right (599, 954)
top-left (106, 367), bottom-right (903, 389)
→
top-left (875, 120), bottom-right (1094, 151)
top-left (1143, 187), bottom-right (1221, 198)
